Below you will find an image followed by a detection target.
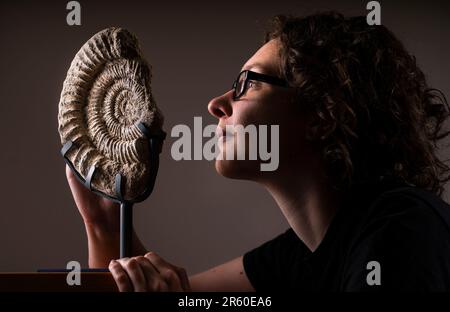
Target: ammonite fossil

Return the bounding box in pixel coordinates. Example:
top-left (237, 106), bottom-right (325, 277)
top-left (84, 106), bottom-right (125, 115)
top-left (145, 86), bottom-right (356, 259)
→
top-left (58, 27), bottom-right (164, 201)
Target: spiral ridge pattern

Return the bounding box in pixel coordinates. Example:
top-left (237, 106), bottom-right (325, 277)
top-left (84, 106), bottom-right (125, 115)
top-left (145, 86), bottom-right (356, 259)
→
top-left (58, 27), bottom-right (163, 200)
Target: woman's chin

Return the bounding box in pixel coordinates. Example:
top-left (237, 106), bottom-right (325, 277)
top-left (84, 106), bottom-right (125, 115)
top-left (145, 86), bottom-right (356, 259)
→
top-left (214, 159), bottom-right (259, 180)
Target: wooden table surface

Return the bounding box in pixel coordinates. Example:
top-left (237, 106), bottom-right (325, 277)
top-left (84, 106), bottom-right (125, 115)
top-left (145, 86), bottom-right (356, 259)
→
top-left (0, 273), bottom-right (118, 292)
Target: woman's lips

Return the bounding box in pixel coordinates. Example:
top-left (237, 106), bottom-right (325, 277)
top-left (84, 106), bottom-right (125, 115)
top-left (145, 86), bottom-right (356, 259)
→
top-left (216, 127), bottom-right (233, 140)
top-left (215, 127), bottom-right (225, 138)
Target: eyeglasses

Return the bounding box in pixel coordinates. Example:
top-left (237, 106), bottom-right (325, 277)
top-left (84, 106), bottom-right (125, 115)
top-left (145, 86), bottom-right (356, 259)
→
top-left (232, 70), bottom-right (289, 100)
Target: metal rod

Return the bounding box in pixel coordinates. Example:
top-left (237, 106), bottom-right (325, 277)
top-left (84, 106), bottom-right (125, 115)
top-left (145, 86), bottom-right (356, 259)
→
top-left (120, 202), bottom-right (133, 258)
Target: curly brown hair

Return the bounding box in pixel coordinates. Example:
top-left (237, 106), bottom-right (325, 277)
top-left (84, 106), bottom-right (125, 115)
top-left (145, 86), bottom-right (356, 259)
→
top-left (265, 12), bottom-right (450, 196)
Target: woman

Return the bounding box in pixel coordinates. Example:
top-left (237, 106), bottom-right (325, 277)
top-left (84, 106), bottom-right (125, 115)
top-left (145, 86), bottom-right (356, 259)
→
top-left (66, 12), bottom-right (450, 291)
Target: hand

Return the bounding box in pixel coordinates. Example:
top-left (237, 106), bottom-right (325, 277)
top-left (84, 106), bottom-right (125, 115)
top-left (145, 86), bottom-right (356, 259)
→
top-left (109, 252), bottom-right (191, 292)
top-left (65, 165), bottom-right (120, 231)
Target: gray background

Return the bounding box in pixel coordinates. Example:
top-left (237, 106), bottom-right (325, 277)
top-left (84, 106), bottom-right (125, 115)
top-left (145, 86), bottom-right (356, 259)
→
top-left (0, 0), bottom-right (449, 274)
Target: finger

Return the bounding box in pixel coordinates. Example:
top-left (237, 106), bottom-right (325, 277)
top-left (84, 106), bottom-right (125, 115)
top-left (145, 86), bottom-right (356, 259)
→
top-left (116, 258), bottom-right (147, 292)
top-left (160, 267), bottom-right (183, 291)
top-left (134, 256), bottom-right (169, 291)
top-left (109, 260), bottom-right (133, 292)
top-left (144, 252), bottom-right (170, 273)
top-left (65, 164), bottom-right (84, 192)
top-left (144, 252), bottom-right (183, 291)
top-left (65, 164), bottom-right (95, 204)
top-left (174, 266), bottom-right (191, 292)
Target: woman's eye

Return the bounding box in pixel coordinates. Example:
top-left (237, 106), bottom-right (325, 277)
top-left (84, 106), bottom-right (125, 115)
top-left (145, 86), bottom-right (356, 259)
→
top-left (248, 81), bottom-right (256, 88)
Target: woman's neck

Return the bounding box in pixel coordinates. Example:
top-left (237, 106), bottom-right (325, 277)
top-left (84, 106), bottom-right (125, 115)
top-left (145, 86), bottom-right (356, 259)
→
top-left (261, 164), bottom-right (341, 252)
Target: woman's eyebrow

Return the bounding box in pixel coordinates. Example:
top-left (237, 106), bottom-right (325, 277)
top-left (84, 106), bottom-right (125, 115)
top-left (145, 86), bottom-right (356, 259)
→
top-left (242, 63), bottom-right (270, 74)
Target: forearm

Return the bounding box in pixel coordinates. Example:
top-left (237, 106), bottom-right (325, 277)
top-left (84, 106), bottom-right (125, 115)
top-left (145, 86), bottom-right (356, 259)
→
top-left (85, 223), bottom-right (147, 268)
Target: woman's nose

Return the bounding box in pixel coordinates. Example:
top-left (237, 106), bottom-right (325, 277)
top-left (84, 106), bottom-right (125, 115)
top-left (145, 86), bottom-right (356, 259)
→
top-left (208, 91), bottom-right (233, 119)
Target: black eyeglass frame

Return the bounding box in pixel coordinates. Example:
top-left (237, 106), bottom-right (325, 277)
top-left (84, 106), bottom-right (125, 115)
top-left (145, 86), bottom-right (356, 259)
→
top-left (232, 70), bottom-right (289, 100)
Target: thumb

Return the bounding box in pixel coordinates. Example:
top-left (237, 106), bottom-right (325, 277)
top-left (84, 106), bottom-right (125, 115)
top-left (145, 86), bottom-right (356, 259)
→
top-left (65, 164), bottom-right (96, 205)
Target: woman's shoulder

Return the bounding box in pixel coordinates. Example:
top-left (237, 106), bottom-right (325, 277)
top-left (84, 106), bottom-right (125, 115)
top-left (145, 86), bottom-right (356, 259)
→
top-left (347, 182), bottom-right (450, 255)
top-left (345, 177), bottom-right (450, 231)
top-left (343, 183), bottom-right (450, 290)
top-left (343, 180), bottom-right (450, 267)
top-left (363, 184), bottom-right (450, 231)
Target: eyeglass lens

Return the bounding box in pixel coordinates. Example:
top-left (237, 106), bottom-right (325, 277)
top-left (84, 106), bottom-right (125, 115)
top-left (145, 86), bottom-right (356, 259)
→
top-left (234, 71), bottom-right (247, 99)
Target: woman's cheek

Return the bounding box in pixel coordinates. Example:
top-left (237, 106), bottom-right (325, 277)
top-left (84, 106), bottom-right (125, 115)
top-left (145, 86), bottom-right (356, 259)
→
top-left (233, 101), bottom-right (265, 126)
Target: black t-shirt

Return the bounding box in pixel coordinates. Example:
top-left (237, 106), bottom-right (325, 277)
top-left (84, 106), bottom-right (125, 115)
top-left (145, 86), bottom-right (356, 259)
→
top-left (243, 180), bottom-right (450, 291)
